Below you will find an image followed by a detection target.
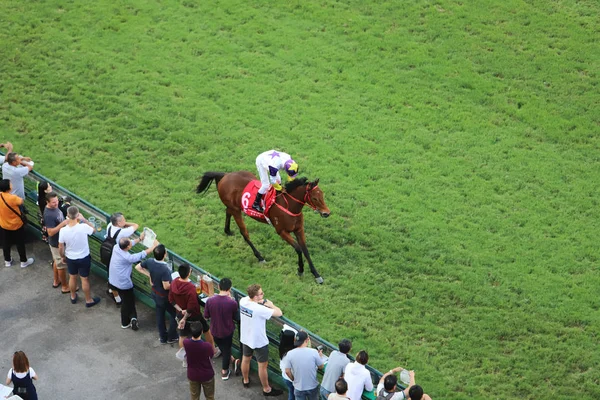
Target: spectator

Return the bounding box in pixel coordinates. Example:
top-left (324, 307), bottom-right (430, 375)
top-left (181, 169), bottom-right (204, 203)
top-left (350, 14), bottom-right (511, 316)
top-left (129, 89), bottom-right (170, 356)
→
top-left (320, 339), bottom-right (352, 400)
top-left (5, 350), bottom-right (38, 400)
top-left (328, 379), bottom-right (350, 400)
top-left (43, 192), bottom-right (69, 292)
top-left (239, 283), bottom-right (283, 397)
top-left (204, 277), bottom-right (239, 380)
top-left (58, 206), bottom-right (101, 308)
top-left (344, 351), bottom-right (373, 400)
top-left (0, 141), bottom-right (13, 164)
top-left (375, 367), bottom-right (411, 400)
top-left (105, 212), bottom-right (140, 307)
top-left (279, 330), bottom-right (297, 400)
top-left (404, 372), bottom-right (431, 400)
top-left (58, 195), bottom-right (72, 218)
top-left (2, 152), bottom-right (33, 199)
top-left (170, 263), bottom-right (214, 351)
top-left (36, 181), bottom-right (53, 243)
top-left (109, 234), bottom-right (157, 330)
top-left (134, 244), bottom-right (178, 344)
top-left (283, 331), bottom-right (324, 400)
top-left (184, 322), bottom-right (215, 400)
top-left (0, 179), bottom-right (34, 269)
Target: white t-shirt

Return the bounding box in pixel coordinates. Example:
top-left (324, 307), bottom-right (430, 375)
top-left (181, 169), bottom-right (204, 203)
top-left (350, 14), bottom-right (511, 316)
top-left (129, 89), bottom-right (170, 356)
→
top-left (7, 367), bottom-right (36, 380)
top-left (105, 224), bottom-right (135, 240)
top-left (344, 362), bottom-right (374, 400)
top-left (58, 223), bottom-right (94, 259)
top-left (280, 355), bottom-right (292, 382)
top-left (376, 382), bottom-right (406, 400)
top-left (239, 296), bottom-right (274, 349)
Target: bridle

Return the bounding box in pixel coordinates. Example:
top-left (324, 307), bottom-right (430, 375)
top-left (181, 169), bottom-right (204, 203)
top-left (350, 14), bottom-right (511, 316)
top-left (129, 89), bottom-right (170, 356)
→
top-left (273, 184), bottom-right (319, 217)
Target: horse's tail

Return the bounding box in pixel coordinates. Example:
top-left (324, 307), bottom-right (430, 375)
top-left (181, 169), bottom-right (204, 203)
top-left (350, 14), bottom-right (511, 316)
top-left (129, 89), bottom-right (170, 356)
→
top-left (196, 172), bottom-right (226, 194)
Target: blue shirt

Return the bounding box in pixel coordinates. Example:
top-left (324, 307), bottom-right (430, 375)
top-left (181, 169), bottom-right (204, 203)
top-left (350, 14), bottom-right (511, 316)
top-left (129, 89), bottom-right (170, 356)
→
top-left (108, 244), bottom-right (147, 290)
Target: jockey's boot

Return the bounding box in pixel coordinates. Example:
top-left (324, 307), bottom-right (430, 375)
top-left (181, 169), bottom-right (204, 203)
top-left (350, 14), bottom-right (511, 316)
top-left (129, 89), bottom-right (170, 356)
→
top-left (252, 193), bottom-right (264, 212)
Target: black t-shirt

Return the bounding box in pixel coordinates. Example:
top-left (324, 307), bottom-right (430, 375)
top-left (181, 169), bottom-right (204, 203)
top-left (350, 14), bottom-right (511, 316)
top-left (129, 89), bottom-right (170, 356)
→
top-left (141, 258), bottom-right (172, 296)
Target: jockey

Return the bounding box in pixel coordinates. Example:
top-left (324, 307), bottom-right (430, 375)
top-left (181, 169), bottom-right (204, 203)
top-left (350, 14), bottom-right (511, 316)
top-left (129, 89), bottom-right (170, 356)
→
top-left (252, 150), bottom-right (299, 212)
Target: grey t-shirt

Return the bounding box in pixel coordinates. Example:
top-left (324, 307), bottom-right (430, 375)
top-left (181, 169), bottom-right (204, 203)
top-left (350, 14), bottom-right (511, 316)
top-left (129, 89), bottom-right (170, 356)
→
top-left (321, 350), bottom-right (350, 392)
top-left (282, 347), bottom-right (324, 391)
top-left (1, 164), bottom-right (29, 199)
top-left (43, 207), bottom-right (64, 248)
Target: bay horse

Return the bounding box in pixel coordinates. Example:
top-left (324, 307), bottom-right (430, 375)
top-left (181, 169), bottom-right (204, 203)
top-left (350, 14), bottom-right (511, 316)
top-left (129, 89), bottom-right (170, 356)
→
top-left (196, 171), bottom-right (330, 284)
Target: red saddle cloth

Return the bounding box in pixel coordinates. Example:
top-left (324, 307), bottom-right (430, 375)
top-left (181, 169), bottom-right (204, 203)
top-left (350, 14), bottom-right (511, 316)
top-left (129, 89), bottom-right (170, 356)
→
top-left (242, 181), bottom-right (276, 221)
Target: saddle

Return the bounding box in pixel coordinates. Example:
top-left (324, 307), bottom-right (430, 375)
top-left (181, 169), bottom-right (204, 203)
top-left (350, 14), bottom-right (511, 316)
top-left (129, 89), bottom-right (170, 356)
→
top-left (242, 181), bottom-right (277, 221)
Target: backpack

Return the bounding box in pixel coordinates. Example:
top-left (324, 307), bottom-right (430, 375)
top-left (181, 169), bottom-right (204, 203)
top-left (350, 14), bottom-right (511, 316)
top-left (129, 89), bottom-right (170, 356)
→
top-left (376, 388), bottom-right (396, 400)
top-left (100, 226), bottom-right (121, 267)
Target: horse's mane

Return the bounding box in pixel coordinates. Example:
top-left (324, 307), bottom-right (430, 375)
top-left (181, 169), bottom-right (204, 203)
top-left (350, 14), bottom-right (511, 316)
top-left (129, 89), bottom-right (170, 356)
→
top-left (285, 177), bottom-right (308, 192)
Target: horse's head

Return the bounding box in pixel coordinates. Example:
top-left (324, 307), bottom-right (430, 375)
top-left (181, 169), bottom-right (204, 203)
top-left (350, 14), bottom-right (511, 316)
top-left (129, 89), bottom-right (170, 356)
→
top-left (306, 179), bottom-right (330, 218)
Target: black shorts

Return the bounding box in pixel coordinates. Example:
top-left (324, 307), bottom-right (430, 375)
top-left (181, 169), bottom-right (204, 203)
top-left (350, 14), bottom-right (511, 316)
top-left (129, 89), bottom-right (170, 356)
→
top-left (178, 314), bottom-right (209, 338)
top-left (66, 255), bottom-right (91, 277)
top-left (242, 344), bottom-right (269, 363)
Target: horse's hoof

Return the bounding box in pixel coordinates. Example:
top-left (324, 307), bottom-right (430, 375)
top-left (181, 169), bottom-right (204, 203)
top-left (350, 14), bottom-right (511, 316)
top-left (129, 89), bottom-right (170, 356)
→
top-left (315, 276), bottom-right (324, 284)
top-left (224, 230), bottom-right (234, 236)
top-left (259, 259), bottom-right (266, 264)
top-left (297, 271), bottom-right (304, 277)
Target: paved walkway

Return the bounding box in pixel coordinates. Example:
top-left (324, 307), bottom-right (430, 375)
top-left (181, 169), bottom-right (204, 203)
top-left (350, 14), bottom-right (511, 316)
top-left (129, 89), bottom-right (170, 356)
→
top-left (0, 237), bottom-right (279, 400)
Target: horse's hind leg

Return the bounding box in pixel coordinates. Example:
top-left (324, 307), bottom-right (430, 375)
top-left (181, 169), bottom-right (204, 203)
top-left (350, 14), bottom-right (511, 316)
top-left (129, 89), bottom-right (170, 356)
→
top-left (232, 212), bottom-right (265, 262)
top-left (224, 210), bottom-right (234, 236)
top-left (278, 231), bottom-right (305, 277)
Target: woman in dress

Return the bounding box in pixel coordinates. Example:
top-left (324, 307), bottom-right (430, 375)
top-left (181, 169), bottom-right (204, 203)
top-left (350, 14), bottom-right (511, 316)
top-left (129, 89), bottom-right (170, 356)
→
top-left (6, 350), bottom-right (38, 400)
top-left (279, 329), bottom-right (297, 400)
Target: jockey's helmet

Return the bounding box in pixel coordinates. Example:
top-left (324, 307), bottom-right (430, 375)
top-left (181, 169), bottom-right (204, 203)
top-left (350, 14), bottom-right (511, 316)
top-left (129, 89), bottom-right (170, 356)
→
top-left (284, 159), bottom-right (299, 178)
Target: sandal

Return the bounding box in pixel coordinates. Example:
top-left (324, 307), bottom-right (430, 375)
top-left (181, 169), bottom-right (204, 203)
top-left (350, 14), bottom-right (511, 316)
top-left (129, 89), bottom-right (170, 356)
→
top-left (52, 282), bottom-right (61, 288)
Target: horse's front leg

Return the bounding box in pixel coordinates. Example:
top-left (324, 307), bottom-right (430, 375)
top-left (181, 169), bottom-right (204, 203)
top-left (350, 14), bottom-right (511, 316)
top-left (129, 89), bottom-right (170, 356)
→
top-left (232, 212), bottom-right (265, 262)
top-left (224, 209), bottom-right (234, 236)
top-left (293, 229), bottom-right (323, 284)
top-left (278, 231), bottom-right (304, 277)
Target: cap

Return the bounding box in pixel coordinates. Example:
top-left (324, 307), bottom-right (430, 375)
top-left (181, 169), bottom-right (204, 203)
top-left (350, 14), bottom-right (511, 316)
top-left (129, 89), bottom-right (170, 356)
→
top-left (294, 331), bottom-right (309, 347)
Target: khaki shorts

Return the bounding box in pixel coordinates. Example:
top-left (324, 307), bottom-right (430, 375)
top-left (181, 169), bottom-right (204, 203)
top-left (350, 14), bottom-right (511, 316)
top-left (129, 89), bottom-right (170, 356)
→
top-left (49, 246), bottom-right (67, 270)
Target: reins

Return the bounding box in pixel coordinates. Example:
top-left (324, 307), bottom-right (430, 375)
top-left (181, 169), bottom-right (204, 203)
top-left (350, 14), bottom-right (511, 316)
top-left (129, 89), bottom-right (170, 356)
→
top-left (273, 184), bottom-right (319, 217)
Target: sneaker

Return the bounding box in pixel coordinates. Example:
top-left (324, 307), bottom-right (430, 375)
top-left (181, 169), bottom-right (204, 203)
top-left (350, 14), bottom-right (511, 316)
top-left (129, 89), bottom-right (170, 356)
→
top-left (20, 258), bottom-right (34, 268)
top-left (131, 318), bottom-right (139, 331)
top-left (263, 388), bottom-right (283, 397)
top-left (167, 337), bottom-right (179, 344)
top-left (233, 359), bottom-right (240, 376)
top-left (85, 297), bottom-right (101, 308)
top-left (5, 259), bottom-right (12, 267)
top-left (159, 339), bottom-right (168, 345)
top-left (121, 322), bottom-right (132, 329)
top-left (214, 347), bottom-right (222, 358)
top-left (221, 369), bottom-right (231, 380)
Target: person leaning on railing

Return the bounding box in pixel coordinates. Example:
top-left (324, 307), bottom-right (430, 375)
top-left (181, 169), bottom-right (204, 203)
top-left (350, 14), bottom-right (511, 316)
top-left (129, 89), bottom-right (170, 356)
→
top-left (2, 152), bottom-right (33, 200)
top-left (343, 350), bottom-right (373, 400)
top-left (375, 367), bottom-right (432, 400)
top-left (105, 212), bottom-right (140, 307)
top-left (108, 233), bottom-right (158, 329)
top-left (43, 192), bottom-right (70, 293)
top-left (170, 263), bottom-right (215, 352)
top-left (320, 339), bottom-right (352, 400)
top-left (239, 284), bottom-right (284, 397)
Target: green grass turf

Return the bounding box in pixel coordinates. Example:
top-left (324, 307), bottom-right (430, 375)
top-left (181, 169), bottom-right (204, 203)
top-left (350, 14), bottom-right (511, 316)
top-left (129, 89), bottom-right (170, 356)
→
top-left (1, 0), bottom-right (599, 398)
